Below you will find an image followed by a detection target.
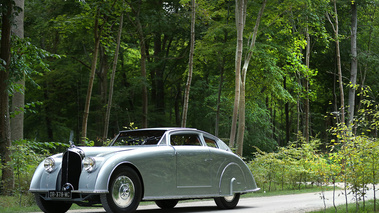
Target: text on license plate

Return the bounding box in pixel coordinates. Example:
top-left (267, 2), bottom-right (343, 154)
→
top-left (49, 191), bottom-right (71, 198)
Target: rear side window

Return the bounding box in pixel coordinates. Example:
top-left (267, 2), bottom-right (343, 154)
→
top-left (204, 137), bottom-right (218, 148)
top-left (170, 134), bottom-right (201, 146)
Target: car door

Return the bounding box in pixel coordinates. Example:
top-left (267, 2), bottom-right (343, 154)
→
top-left (170, 133), bottom-right (212, 188)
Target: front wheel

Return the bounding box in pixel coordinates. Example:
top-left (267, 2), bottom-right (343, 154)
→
top-left (100, 166), bottom-right (142, 213)
top-left (34, 194), bottom-right (72, 213)
top-left (214, 193), bottom-right (240, 209)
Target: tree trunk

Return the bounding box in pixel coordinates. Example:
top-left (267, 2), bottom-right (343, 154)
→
top-left (304, 25), bottom-right (311, 143)
top-left (181, 0), bottom-right (196, 128)
top-left (138, 23), bottom-right (148, 128)
top-left (334, 1), bottom-right (345, 125)
top-left (97, 45), bottom-right (109, 143)
top-left (235, 0), bottom-right (266, 156)
top-left (0, 0), bottom-right (14, 195)
top-left (348, 2), bottom-right (357, 127)
top-left (82, 10), bottom-right (102, 142)
top-left (215, 59), bottom-right (225, 137)
top-left (103, 13), bottom-right (123, 142)
top-left (230, 0), bottom-right (245, 148)
top-left (284, 77), bottom-right (290, 145)
top-left (327, 0), bottom-right (345, 125)
top-left (11, 0), bottom-right (25, 142)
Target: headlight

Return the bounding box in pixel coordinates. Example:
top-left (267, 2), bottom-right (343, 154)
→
top-left (83, 157), bottom-right (96, 172)
top-left (44, 157), bottom-right (55, 173)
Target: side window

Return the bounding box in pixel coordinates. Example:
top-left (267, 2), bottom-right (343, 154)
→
top-left (204, 137), bottom-right (218, 148)
top-left (170, 134), bottom-right (201, 146)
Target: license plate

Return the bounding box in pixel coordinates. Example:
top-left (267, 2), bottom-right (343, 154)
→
top-left (49, 191), bottom-right (71, 198)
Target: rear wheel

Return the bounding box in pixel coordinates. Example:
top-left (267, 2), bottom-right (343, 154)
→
top-left (100, 166), bottom-right (142, 213)
top-left (214, 193), bottom-right (240, 209)
top-left (155, 199), bottom-right (178, 209)
top-left (34, 194), bottom-right (72, 213)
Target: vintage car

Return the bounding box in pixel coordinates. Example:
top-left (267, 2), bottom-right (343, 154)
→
top-left (30, 128), bottom-right (259, 213)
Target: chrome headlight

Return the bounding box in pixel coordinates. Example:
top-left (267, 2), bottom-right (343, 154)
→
top-left (44, 157), bottom-right (55, 173)
top-left (83, 157), bottom-right (96, 172)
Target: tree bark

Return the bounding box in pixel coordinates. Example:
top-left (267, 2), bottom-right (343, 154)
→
top-left (11, 0), bottom-right (25, 142)
top-left (334, 1), bottom-right (345, 125)
top-left (327, 0), bottom-right (345, 125)
top-left (230, 0), bottom-right (245, 148)
top-left (138, 22), bottom-right (148, 128)
top-left (304, 25), bottom-right (311, 143)
top-left (181, 0), bottom-right (196, 128)
top-left (0, 0), bottom-right (14, 195)
top-left (348, 2), bottom-right (357, 127)
top-left (215, 59), bottom-right (225, 137)
top-left (284, 77), bottom-right (290, 145)
top-left (236, 0), bottom-right (266, 156)
top-left (103, 13), bottom-right (123, 141)
top-left (82, 9), bottom-right (102, 142)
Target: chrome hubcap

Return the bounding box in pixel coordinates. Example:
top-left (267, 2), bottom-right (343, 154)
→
top-left (112, 176), bottom-right (135, 208)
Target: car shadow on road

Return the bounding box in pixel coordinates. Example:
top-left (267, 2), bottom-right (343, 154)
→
top-left (136, 205), bottom-right (252, 213)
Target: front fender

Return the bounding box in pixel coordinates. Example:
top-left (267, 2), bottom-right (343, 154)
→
top-left (29, 155), bottom-right (62, 192)
top-left (92, 157), bottom-right (138, 193)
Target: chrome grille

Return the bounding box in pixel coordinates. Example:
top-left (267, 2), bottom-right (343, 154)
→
top-left (60, 149), bottom-right (83, 190)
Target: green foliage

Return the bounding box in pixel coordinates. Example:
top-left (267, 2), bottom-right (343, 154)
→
top-left (0, 140), bottom-right (68, 206)
top-left (249, 135), bottom-right (326, 192)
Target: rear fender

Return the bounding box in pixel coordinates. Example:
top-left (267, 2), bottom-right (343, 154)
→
top-left (218, 163), bottom-right (246, 196)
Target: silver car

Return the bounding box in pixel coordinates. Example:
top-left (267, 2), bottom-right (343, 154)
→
top-left (30, 128), bottom-right (260, 213)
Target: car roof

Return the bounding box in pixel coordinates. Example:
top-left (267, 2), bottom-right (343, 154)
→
top-left (119, 127), bottom-right (197, 133)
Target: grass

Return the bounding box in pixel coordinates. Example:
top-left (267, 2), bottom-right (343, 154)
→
top-left (310, 199), bottom-right (379, 213)
top-left (0, 194), bottom-right (41, 213)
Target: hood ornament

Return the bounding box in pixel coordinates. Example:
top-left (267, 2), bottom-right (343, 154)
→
top-left (69, 130), bottom-right (75, 148)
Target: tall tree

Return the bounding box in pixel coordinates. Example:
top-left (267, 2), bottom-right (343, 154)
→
top-left (348, 1), bottom-right (357, 126)
top-left (81, 8), bottom-right (103, 142)
top-left (229, 0), bottom-right (246, 148)
top-left (236, 0), bottom-right (267, 156)
top-left (327, 0), bottom-right (345, 125)
top-left (304, 24), bottom-right (311, 143)
top-left (0, 0), bottom-right (14, 194)
top-left (182, 0), bottom-right (196, 128)
top-left (11, 0), bottom-right (25, 142)
top-left (103, 13), bottom-right (123, 141)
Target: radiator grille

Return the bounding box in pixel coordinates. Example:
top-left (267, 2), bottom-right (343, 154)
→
top-left (60, 149), bottom-right (83, 190)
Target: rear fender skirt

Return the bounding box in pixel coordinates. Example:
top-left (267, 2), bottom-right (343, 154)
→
top-left (218, 162), bottom-right (246, 195)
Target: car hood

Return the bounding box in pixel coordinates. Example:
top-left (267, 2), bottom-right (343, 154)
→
top-left (73, 146), bottom-right (149, 158)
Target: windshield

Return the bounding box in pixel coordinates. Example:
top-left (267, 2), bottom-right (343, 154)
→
top-left (110, 130), bottom-right (166, 146)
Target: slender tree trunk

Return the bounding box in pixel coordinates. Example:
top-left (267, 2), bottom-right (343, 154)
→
top-left (348, 2), bottom-right (357, 127)
top-left (103, 13), bottom-right (123, 142)
top-left (230, 0), bottom-right (245, 148)
top-left (140, 36), bottom-right (148, 128)
top-left (236, 0), bottom-right (266, 156)
top-left (304, 25), bottom-right (311, 143)
top-left (334, 1), bottom-right (345, 125)
top-left (97, 45), bottom-right (109, 143)
top-left (0, 0), bottom-right (14, 195)
top-left (284, 77), bottom-right (290, 145)
top-left (82, 10), bottom-right (102, 142)
top-left (181, 0), bottom-right (196, 127)
top-left (11, 0), bottom-right (25, 142)
top-left (215, 59), bottom-right (224, 137)
top-left (327, 0), bottom-right (345, 125)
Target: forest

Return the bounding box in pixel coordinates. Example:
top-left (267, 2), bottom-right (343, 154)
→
top-left (1, 0), bottom-right (379, 209)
